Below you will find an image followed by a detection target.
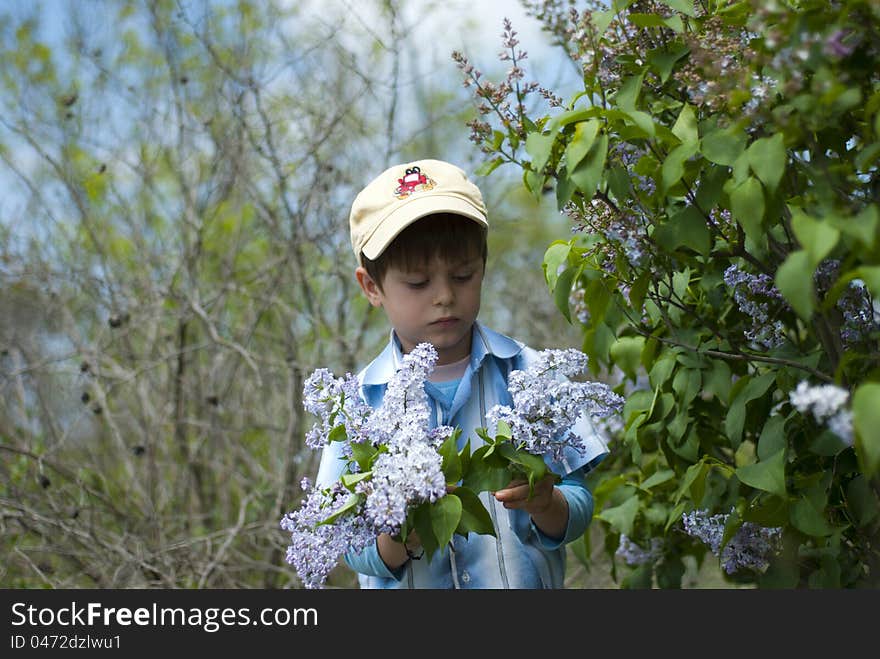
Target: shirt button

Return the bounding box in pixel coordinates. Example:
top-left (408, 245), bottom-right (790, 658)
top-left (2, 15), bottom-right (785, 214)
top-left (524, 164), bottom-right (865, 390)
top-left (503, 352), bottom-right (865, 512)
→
top-left (461, 571), bottom-right (470, 583)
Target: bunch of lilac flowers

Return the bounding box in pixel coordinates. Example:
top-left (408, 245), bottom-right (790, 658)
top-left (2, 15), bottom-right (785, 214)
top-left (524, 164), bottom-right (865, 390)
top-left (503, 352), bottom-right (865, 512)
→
top-left (616, 534), bottom-right (664, 567)
top-left (682, 509), bottom-right (782, 575)
top-left (281, 343), bottom-right (452, 588)
top-left (486, 348), bottom-right (624, 464)
top-left (723, 264), bottom-right (788, 349)
top-left (280, 478), bottom-right (375, 590)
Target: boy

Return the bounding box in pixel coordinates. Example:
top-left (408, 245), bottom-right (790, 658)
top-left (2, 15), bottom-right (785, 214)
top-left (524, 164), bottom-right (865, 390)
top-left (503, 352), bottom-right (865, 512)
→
top-left (315, 159), bottom-right (608, 588)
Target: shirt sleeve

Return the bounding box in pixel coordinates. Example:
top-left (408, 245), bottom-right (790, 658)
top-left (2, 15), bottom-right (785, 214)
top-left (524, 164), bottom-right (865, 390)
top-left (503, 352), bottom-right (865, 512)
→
top-left (530, 468), bottom-right (595, 550)
top-left (343, 541), bottom-right (407, 581)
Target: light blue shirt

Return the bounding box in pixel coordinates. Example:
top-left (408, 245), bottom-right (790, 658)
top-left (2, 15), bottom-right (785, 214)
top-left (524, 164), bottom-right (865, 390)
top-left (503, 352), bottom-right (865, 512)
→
top-left (314, 321), bottom-right (609, 589)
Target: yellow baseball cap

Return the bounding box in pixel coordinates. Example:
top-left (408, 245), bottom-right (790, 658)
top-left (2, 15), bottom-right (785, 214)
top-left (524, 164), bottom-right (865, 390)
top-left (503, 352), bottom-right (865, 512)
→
top-left (349, 159), bottom-right (488, 265)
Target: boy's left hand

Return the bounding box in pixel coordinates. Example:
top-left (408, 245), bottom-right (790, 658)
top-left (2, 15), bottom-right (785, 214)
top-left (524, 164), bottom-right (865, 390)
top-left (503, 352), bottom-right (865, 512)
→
top-left (492, 474), bottom-right (557, 516)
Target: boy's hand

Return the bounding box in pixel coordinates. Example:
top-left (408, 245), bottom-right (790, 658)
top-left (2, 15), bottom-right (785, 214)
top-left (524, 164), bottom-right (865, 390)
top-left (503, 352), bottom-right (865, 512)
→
top-left (492, 474), bottom-right (569, 540)
top-left (492, 474), bottom-right (557, 515)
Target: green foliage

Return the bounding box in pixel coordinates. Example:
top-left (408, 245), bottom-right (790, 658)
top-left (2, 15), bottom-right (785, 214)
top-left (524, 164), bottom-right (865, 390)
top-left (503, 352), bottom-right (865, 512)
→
top-left (460, 0), bottom-right (880, 587)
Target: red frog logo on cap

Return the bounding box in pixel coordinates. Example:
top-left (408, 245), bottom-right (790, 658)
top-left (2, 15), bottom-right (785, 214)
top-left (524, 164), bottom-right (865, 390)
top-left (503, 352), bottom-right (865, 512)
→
top-left (394, 166), bottom-right (435, 199)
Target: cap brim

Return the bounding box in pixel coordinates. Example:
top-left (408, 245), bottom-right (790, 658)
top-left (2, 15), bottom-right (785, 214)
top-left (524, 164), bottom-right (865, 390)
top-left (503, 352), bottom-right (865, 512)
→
top-left (360, 194), bottom-right (488, 262)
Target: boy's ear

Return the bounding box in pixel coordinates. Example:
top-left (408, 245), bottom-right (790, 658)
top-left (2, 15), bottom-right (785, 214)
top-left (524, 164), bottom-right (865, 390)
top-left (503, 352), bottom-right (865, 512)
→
top-left (355, 266), bottom-right (383, 307)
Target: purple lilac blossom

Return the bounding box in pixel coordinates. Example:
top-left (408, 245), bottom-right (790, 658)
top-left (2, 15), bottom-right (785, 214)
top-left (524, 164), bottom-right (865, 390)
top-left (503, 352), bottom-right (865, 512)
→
top-left (366, 343), bottom-right (439, 449)
top-left (302, 368), bottom-right (372, 452)
top-left (814, 260), bottom-right (879, 347)
top-left (682, 509), bottom-right (782, 575)
top-left (283, 342), bottom-right (452, 587)
top-left (723, 264), bottom-right (787, 349)
top-left (616, 534), bottom-right (664, 566)
top-left (789, 380), bottom-right (854, 446)
top-left (280, 480), bottom-right (375, 589)
top-left (486, 348), bottom-right (624, 463)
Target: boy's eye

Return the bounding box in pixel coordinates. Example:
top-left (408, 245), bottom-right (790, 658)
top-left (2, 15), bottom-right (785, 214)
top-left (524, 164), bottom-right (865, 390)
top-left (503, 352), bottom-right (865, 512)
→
top-left (453, 272), bottom-right (474, 282)
top-left (406, 281), bottom-right (428, 289)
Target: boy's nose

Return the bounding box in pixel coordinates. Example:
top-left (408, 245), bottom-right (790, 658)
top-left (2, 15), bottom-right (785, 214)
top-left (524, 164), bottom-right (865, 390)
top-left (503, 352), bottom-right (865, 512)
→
top-left (433, 280), bottom-right (454, 306)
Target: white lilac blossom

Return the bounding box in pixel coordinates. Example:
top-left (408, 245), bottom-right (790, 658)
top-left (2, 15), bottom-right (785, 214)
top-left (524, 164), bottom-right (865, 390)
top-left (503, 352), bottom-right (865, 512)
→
top-left (682, 509), bottom-right (782, 575)
top-left (789, 380), bottom-right (854, 446)
top-left (616, 534), bottom-right (664, 566)
top-left (723, 264), bottom-right (787, 349)
top-left (282, 343), bottom-right (453, 588)
top-left (486, 348), bottom-right (625, 464)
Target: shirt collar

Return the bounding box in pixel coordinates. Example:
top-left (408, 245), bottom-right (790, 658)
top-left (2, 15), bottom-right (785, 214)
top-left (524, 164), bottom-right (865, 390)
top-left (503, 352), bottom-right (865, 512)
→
top-left (360, 321), bottom-right (523, 386)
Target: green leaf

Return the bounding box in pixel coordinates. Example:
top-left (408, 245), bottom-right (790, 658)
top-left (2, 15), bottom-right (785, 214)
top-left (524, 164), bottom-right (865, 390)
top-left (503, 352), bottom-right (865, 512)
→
top-left (724, 372), bottom-right (775, 446)
top-left (430, 495), bottom-right (463, 550)
top-left (411, 502), bottom-right (439, 561)
top-left (547, 108), bottom-right (595, 133)
top-left (647, 46), bottom-right (689, 83)
top-left (775, 250), bottom-right (815, 320)
top-left (703, 359), bottom-right (731, 402)
top-left (649, 353), bottom-right (677, 389)
top-left (592, 9), bottom-right (615, 35)
top-left (475, 157), bottom-right (504, 177)
top-left (791, 209), bottom-right (840, 267)
top-left (846, 476), bottom-right (880, 527)
top-left (701, 126), bottom-right (747, 166)
top-left (735, 448), bottom-right (786, 498)
top-left (628, 13), bottom-right (668, 27)
top-left (597, 494), bottom-right (640, 536)
top-left (461, 445), bottom-right (511, 493)
top-left (570, 133), bottom-right (608, 200)
top-left (629, 271), bottom-right (651, 311)
top-left (747, 133), bottom-right (786, 193)
top-left (327, 424), bottom-right (347, 442)
top-left (671, 104), bottom-right (698, 145)
top-left (553, 265), bottom-right (580, 323)
top-left (453, 488), bottom-right (496, 537)
top-left (641, 469), bottom-right (675, 491)
top-left (625, 111), bottom-right (655, 138)
top-left (661, 141), bottom-right (698, 191)
top-left (350, 441), bottom-right (377, 472)
top-left (674, 460), bottom-right (708, 505)
top-left (621, 563), bottom-right (654, 589)
top-left (729, 176), bottom-right (765, 248)
top-left (439, 434), bottom-right (462, 484)
top-left (607, 165), bottom-right (631, 202)
top-left (565, 119), bottom-right (600, 170)
top-left (340, 470), bottom-right (371, 489)
top-left (610, 336), bottom-right (645, 380)
top-left (526, 131), bottom-right (555, 174)
top-left (615, 70), bottom-right (646, 111)
top-left (853, 382), bottom-right (880, 477)
top-left (542, 241), bottom-right (572, 292)
top-left (497, 443), bottom-right (548, 494)
top-left (319, 492), bottom-right (363, 525)
top-left (653, 206), bottom-right (711, 255)
top-left (829, 205), bottom-right (878, 248)
top-left (661, 0), bottom-right (697, 17)
top-left (672, 267), bottom-right (690, 301)
top-left (757, 415), bottom-right (787, 461)
top-left (493, 419), bottom-right (511, 441)
top-left (790, 496), bottom-right (833, 537)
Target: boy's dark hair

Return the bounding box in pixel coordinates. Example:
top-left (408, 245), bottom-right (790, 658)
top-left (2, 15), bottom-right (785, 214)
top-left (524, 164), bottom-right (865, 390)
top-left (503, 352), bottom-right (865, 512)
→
top-left (362, 213), bottom-right (487, 291)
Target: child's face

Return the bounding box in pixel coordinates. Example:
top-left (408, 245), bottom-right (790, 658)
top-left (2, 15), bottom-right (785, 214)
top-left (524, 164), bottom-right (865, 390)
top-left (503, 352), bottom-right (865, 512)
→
top-left (358, 253), bottom-right (484, 365)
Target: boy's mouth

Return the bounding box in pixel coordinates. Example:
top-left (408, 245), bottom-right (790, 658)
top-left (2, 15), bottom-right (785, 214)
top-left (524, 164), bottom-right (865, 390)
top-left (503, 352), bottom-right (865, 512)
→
top-left (431, 317), bottom-right (459, 326)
